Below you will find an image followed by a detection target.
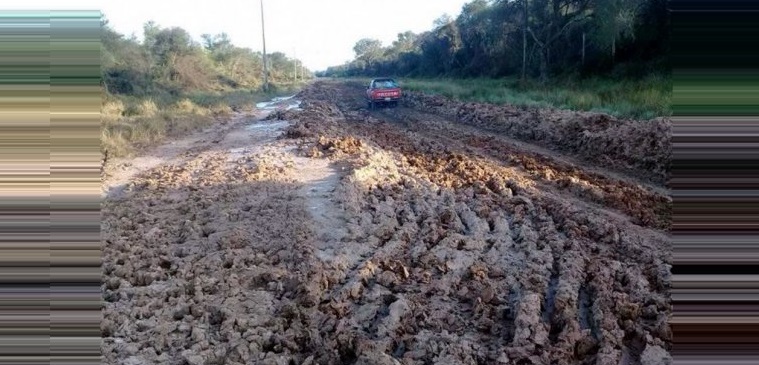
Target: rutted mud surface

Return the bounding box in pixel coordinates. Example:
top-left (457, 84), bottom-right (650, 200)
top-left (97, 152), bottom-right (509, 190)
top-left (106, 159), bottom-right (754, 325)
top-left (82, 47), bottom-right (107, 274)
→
top-left (402, 88), bottom-right (671, 186)
top-left (102, 81), bottom-right (671, 365)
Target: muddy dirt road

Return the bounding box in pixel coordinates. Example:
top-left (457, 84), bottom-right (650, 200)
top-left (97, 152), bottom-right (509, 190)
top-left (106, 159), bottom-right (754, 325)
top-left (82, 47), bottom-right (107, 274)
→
top-left (102, 81), bottom-right (671, 365)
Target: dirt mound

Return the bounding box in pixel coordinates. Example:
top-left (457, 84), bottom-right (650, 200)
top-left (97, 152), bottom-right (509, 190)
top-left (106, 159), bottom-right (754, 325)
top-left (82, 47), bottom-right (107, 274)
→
top-left (272, 100), bottom-right (346, 141)
top-left (404, 91), bottom-right (671, 184)
top-left (317, 136), bottom-right (364, 155)
top-left (296, 84), bottom-right (343, 103)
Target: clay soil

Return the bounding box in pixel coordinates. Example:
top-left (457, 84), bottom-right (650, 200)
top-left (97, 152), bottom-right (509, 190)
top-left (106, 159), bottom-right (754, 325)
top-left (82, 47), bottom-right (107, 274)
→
top-left (102, 81), bottom-right (672, 365)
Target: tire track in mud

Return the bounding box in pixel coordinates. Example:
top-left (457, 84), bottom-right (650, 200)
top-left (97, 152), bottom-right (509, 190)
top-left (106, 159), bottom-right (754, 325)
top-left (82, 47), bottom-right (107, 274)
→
top-left (270, 81), bottom-right (672, 364)
top-left (397, 86), bottom-right (670, 186)
top-left (361, 99), bottom-right (669, 232)
top-left (300, 81), bottom-right (671, 230)
top-left (407, 116), bottom-right (671, 230)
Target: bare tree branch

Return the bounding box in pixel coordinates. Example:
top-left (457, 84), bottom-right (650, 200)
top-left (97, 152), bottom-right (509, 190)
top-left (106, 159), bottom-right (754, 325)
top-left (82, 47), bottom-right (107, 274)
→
top-left (527, 27), bottom-right (544, 47)
top-left (547, 12), bottom-right (591, 44)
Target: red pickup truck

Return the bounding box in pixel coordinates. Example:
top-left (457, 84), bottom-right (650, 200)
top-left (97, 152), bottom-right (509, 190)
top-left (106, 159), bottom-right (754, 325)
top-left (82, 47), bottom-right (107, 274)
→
top-left (366, 78), bottom-right (401, 110)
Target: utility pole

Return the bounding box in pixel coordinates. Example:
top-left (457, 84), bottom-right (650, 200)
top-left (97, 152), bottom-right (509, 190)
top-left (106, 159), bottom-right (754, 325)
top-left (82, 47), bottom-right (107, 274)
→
top-left (297, 49), bottom-right (303, 80)
top-left (260, 0), bottom-right (269, 92)
top-left (293, 48), bottom-right (297, 83)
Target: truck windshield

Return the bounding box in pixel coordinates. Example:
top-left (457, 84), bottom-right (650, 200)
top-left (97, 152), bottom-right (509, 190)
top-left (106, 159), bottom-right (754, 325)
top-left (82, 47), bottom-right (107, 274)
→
top-left (374, 80), bottom-right (397, 89)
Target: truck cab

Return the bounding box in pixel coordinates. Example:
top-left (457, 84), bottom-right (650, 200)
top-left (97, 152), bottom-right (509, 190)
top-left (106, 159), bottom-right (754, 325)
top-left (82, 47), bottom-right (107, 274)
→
top-left (366, 78), bottom-right (401, 109)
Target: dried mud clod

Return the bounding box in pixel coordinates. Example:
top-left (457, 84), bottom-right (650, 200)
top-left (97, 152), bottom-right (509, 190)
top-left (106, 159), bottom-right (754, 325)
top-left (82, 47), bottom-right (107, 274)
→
top-left (316, 136), bottom-right (364, 155)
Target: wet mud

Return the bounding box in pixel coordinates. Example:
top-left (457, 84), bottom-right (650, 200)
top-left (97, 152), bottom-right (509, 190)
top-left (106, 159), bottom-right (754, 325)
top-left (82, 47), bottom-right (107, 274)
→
top-left (102, 81), bottom-right (671, 365)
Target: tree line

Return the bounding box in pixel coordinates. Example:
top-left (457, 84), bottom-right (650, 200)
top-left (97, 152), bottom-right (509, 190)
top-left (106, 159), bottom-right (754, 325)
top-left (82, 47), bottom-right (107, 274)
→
top-left (319, 0), bottom-right (668, 81)
top-left (102, 19), bottom-right (312, 97)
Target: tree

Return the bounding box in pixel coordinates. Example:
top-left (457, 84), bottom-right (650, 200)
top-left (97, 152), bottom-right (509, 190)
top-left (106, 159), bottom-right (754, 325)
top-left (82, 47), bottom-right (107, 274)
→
top-left (456, 0), bottom-right (493, 76)
top-left (433, 14), bottom-right (454, 28)
top-left (420, 21), bottom-right (462, 75)
top-left (527, 0), bottom-right (592, 82)
top-left (142, 21), bottom-right (160, 50)
top-left (594, 0), bottom-right (644, 62)
top-left (353, 38), bottom-right (384, 71)
top-left (201, 32), bottom-right (232, 52)
top-left (391, 31), bottom-right (418, 54)
top-left (150, 27), bottom-right (194, 62)
top-left (102, 21), bottom-right (152, 94)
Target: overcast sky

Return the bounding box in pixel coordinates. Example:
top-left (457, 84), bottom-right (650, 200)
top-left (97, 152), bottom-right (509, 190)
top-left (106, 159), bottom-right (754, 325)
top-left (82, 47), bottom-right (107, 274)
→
top-left (17, 0), bottom-right (469, 71)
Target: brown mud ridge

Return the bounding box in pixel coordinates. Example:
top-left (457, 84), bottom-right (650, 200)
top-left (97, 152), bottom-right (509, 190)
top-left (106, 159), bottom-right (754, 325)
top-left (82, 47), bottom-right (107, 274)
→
top-left (102, 81), bottom-right (671, 365)
top-left (402, 90), bottom-right (671, 186)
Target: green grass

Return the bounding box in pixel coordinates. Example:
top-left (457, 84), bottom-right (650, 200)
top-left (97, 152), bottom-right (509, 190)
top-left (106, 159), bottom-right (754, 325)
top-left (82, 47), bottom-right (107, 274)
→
top-left (393, 75), bottom-right (671, 120)
top-left (102, 84), bottom-right (306, 158)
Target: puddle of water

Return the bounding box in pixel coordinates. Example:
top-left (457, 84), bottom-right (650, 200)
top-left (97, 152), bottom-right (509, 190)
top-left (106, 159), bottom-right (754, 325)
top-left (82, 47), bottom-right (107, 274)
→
top-left (272, 95), bottom-right (296, 102)
top-left (256, 102), bottom-right (302, 111)
top-left (256, 95), bottom-right (299, 110)
top-left (286, 101), bottom-right (302, 110)
top-left (246, 120), bottom-right (290, 131)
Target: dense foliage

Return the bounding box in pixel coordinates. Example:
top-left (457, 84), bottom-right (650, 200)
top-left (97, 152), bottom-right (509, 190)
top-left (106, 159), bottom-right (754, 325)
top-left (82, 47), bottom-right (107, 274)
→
top-left (319, 0), bottom-right (668, 80)
top-left (102, 19), bottom-right (312, 98)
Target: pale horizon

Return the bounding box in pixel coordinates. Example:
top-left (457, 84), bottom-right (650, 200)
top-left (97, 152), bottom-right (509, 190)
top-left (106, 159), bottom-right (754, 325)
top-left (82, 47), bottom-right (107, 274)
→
top-left (16, 0), bottom-right (470, 71)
